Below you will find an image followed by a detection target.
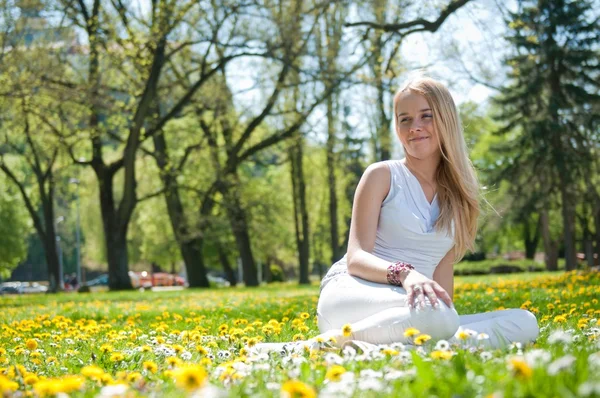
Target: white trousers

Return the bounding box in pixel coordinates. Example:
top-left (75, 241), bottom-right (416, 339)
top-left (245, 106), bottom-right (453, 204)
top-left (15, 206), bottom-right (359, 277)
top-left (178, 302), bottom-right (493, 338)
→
top-left (317, 274), bottom-right (540, 350)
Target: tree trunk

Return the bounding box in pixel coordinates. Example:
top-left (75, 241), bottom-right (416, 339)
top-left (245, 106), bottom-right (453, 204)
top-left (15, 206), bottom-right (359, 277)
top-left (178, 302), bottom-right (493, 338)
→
top-left (523, 214), bottom-right (541, 260)
top-left (152, 131), bottom-right (210, 287)
top-left (290, 136), bottom-right (310, 285)
top-left (217, 244), bottom-right (237, 287)
top-left (97, 172), bottom-right (133, 290)
top-left (559, 184), bottom-right (578, 271)
top-left (221, 174), bottom-right (258, 287)
top-left (180, 237), bottom-right (210, 288)
top-left (326, 95), bottom-right (340, 266)
top-left (540, 209), bottom-right (559, 271)
top-left (104, 230), bottom-right (133, 290)
top-left (594, 204), bottom-right (600, 266)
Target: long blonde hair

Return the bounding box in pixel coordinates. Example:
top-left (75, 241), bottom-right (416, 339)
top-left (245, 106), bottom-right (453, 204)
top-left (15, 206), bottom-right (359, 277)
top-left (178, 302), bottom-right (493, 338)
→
top-left (394, 76), bottom-right (480, 261)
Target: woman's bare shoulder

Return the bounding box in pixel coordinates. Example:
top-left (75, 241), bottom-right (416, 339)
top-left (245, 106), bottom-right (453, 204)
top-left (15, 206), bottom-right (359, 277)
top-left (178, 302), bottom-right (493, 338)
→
top-left (358, 161), bottom-right (391, 197)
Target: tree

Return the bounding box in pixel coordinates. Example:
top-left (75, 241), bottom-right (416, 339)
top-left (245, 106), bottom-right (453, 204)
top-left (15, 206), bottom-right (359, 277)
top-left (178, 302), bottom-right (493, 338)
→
top-left (493, 0), bottom-right (600, 271)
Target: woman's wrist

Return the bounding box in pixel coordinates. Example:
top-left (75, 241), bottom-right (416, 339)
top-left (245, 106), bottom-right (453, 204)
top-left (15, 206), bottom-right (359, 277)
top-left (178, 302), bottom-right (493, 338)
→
top-left (386, 261), bottom-right (415, 286)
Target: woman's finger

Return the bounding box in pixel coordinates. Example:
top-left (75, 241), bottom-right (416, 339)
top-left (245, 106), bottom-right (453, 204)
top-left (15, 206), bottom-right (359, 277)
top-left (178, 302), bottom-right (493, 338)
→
top-left (423, 284), bottom-right (439, 308)
top-left (432, 283), bottom-right (454, 308)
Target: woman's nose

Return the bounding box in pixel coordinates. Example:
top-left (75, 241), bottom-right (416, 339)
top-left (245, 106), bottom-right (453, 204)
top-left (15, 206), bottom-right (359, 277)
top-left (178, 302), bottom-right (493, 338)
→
top-left (409, 119), bottom-right (423, 131)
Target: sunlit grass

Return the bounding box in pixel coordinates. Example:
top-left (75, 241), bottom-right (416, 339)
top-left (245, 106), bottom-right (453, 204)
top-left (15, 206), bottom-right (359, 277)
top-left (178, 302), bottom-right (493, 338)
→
top-left (0, 270), bottom-right (599, 397)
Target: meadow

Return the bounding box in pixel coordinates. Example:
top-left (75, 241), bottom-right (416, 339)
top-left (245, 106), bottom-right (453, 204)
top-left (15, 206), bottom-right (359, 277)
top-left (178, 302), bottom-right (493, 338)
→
top-left (0, 270), bottom-right (599, 397)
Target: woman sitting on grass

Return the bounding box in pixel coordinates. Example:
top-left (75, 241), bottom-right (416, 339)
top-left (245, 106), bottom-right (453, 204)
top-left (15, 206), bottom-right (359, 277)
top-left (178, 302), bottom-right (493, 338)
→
top-left (258, 75), bottom-right (539, 353)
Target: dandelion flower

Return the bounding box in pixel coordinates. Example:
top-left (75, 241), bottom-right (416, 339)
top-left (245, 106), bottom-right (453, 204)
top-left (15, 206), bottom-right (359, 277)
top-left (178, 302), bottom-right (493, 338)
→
top-left (281, 380), bottom-right (316, 398)
top-left (173, 365), bottom-right (207, 392)
top-left (414, 334), bottom-right (432, 345)
top-left (342, 324), bottom-right (353, 337)
top-left (26, 339), bottom-right (38, 351)
top-left (325, 365), bottom-right (346, 382)
top-left (507, 357), bottom-right (533, 379)
top-left (403, 328), bottom-right (420, 338)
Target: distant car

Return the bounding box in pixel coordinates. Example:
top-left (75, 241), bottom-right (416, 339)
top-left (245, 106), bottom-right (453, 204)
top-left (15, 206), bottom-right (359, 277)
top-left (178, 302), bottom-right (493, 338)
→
top-left (133, 272), bottom-right (186, 288)
top-left (0, 282), bottom-right (23, 295)
top-left (207, 274), bottom-right (230, 287)
top-left (84, 274), bottom-right (109, 287)
top-left (0, 282), bottom-right (48, 294)
top-left (21, 282), bottom-right (48, 294)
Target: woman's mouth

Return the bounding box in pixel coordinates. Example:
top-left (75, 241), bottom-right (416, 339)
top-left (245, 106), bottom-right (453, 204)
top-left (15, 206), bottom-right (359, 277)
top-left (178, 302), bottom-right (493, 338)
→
top-left (409, 137), bottom-right (429, 142)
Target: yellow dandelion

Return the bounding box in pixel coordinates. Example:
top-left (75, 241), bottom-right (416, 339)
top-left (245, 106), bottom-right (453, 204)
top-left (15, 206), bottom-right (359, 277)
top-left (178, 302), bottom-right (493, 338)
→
top-left (173, 365), bottom-right (207, 392)
top-left (110, 352), bottom-right (125, 362)
top-left (325, 365), bottom-right (346, 382)
top-left (300, 312), bottom-right (310, 320)
top-left (430, 350), bottom-right (453, 360)
top-left (281, 380), bottom-right (316, 398)
top-left (200, 357), bottom-right (212, 367)
top-left (457, 330), bottom-right (471, 340)
top-left (342, 324), bottom-right (352, 337)
top-left (553, 315), bottom-right (567, 323)
top-left (166, 356), bottom-right (182, 367)
top-left (414, 334), bottom-right (432, 345)
top-left (26, 339), bottom-right (38, 351)
top-left (143, 361), bottom-right (158, 374)
top-left (247, 337), bottom-right (258, 347)
top-left (508, 357), bottom-right (532, 379)
top-left (403, 327), bottom-right (420, 338)
top-left (81, 365), bottom-right (105, 380)
top-left (126, 372), bottom-right (142, 383)
top-left (100, 344), bottom-right (113, 353)
top-left (293, 333), bottom-right (306, 341)
top-left (24, 374), bottom-right (39, 385)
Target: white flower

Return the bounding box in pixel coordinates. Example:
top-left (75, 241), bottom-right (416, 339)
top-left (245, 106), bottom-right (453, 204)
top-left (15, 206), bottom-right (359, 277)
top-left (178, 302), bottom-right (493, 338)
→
top-left (181, 351), bottom-right (192, 361)
top-left (588, 352), bottom-right (600, 368)
top-left (578, 382), bottom-right (600, 397)
top-left (357, 378), bottom-right (383, 392)
top-left (265, 382), bottom-right (280, 391)
top-left (99, 384), bottom-right (128, 397)
top-left (384, 370), bottom-right (409, 381)
top-left (480, 351), bottom-right (493, 362)
top-left (523, 349), bottom-right (552, 367)
top-left (398, 351), bottom-right (413, 363)
top-left (477, 333), bottom-right (490, 340)
top-left (324, 353), bottom-right (343, 366)
top-left (390, 342), bottom-right (406, 351)
top-left (435, 340), bottom-right (450, 351)
top-left (548, 329), bottom-right (573, 345)
top-left (341, 345), bottom-right (357, 358)
top-left (547, 354), bottom-right (576, 376)
top-left (359, 369), bottom-right (383, 379)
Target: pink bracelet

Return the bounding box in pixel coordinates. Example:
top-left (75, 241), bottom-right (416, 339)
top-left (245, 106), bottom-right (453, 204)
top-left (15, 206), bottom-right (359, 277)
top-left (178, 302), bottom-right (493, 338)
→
top-left (387, 261), bottom-right (415, 286)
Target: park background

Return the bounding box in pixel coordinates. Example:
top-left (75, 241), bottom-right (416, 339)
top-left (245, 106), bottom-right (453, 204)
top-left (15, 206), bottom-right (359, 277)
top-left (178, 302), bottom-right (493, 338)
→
top-left (0, 0), bottom-right (598, 293)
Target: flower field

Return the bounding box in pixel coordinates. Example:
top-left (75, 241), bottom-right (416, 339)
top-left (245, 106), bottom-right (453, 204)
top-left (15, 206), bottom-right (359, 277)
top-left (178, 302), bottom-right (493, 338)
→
top-left (0, 270), bottom-right (599, 397)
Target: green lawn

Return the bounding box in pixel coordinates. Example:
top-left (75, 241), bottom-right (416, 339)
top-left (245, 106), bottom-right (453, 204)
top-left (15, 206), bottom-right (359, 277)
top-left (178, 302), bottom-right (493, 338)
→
top-left (0, 270), bottom-right (598, 397)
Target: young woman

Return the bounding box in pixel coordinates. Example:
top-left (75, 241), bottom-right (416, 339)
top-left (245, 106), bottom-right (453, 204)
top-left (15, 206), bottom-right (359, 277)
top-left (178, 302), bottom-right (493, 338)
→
top-left (259, 76), bottom-right (539, 353)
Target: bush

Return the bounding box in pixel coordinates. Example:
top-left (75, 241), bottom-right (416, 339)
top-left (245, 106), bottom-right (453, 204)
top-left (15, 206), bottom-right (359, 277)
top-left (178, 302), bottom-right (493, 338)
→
top-left (269, 265), bottom-right (284, 283)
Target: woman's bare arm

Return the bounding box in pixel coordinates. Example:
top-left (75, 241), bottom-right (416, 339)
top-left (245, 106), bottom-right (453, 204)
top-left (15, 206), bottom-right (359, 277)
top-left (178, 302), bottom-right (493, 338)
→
top-left (346, 162), bottom-right (394, 283)
top-left (432, 247), bottom-right (456, 302)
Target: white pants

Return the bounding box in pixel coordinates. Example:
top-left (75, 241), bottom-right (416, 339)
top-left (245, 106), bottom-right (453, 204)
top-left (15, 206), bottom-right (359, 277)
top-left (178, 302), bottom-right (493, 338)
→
top-left (317, 274), bottom-right (540, 349)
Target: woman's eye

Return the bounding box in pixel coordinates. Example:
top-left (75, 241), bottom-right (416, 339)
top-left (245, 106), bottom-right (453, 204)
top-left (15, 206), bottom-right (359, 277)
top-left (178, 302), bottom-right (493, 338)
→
top-left (400, 117), bottom-right (409, 123)
top-left (423, 114), bottom-right (432, 119)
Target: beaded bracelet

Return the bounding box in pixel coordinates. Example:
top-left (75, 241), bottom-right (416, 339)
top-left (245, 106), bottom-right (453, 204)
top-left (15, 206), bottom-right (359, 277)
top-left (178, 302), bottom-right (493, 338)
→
top-left (386, 261), bottom-right (415, 286)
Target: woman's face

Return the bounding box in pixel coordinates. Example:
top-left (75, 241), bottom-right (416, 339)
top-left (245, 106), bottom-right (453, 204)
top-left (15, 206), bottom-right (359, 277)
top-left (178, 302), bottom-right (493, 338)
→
top-left (395, 91), bottom-right (441, 161)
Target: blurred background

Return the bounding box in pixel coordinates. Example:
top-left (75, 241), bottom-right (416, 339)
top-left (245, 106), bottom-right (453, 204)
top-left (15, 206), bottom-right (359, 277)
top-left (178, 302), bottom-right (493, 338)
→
top-left (0, 0), bottom-right (598, 292)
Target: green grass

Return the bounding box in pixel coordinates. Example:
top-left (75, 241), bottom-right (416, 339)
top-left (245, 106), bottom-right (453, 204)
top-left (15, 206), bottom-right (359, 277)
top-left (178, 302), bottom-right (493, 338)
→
top-left (0, 270), bottom-right (599, 397)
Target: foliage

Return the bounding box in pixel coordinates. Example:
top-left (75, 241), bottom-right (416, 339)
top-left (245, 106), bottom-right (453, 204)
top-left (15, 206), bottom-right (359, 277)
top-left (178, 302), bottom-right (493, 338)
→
top-left (0, 180), bottom-right (30, 278)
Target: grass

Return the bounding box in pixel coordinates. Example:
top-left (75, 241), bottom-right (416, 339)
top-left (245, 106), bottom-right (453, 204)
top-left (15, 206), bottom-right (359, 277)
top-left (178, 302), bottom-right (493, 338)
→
top-left (0, 270), bottom-right (599, 397)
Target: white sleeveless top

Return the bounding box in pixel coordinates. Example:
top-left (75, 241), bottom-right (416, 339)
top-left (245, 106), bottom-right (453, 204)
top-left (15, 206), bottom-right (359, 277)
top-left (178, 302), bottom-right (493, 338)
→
top-left (320, 159), bottom-right (455, 291)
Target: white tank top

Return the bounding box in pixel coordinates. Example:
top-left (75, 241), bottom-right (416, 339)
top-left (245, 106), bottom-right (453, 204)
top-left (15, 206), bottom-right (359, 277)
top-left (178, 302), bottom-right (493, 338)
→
top-left (320, 159), bottom-right (455, 291)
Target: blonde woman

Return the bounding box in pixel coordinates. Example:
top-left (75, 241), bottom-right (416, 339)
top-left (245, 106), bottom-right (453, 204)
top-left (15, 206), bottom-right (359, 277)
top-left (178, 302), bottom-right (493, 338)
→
top-left (258, 76), bottom-right (539, 353)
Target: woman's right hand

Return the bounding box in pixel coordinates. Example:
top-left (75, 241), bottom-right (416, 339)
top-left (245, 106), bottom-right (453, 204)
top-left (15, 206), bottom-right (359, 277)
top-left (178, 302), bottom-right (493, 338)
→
top-left (401, 270), bottom-right (453, 310)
